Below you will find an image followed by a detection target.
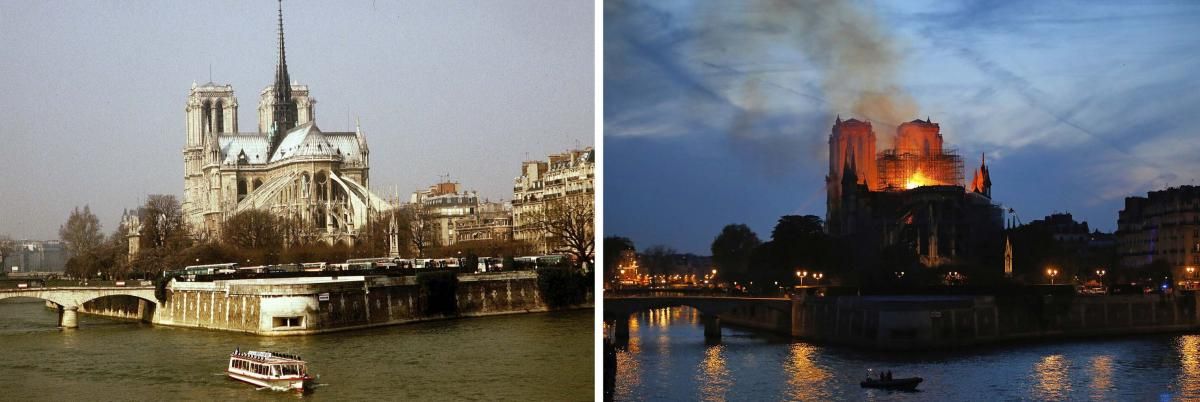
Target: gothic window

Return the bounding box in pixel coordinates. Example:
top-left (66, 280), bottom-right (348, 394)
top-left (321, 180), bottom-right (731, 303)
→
top-left (202, 100), bottom-right (212, 134)
top-left (237, 179), bottom-right (248, 201)
top-left (315, 171), bottom-right (328, 201)
top-left (215, 100), bottom-right (225, 133)
top-left (252, 178), bottom-right (263, 191)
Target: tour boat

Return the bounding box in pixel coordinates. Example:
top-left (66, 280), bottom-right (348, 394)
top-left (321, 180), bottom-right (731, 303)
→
top-left (227, 349), bottom-right (313, 392)
top-left (860, 376), bottom-right (923, 391)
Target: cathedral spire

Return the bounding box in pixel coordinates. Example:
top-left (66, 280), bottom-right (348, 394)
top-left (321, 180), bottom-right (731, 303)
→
top-left (270, 0), bottom-right (298, 142)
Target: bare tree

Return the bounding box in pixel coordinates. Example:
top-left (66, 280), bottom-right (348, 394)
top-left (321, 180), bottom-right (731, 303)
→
top-left (280, 215), bottom-right (321, 247)
top-left (406, 204), bottom-right (435, 258)
top-left (359, 209), bottom-right (412, 257)
top-left (222, 209), bottom-right (283, 250)
top-left (59, 205), bottom-right (104, 257)
top-left (140, 194), bottom-right (189, 250)
top-left (532, 194), bottom-right (594, 270)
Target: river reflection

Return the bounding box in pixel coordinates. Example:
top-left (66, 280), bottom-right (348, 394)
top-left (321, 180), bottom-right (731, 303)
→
top-left (1033, 354), bottom-right (1071, 400)
top-left (0, 299), bottom-right (591, 401)
top-left (785, 343), bottom-right (832, 401)
top-left (1088, 355), bottom-right (1113, 399)
top-left (1178, 335), bottom-right (1200, 399)
top-left (613, 306), bottom-right (1200, 401)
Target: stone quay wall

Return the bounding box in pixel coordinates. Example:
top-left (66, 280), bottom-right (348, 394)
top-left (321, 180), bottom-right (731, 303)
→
top-left (78, 271), bottom-right (589, 335)
top-left (716, 292), bottom-right (1200, 350)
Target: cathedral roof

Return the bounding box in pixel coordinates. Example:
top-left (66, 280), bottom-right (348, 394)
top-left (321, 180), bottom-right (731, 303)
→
top-left (270, 122), bottom-right (362, 162)
top-left (219, 134), bottom-right (270, 164)
top-left (217, 123), bottom-right (363, 165)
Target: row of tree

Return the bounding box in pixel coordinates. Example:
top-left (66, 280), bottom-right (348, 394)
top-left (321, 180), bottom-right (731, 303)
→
top-left (58, 192), bottom-right (595, 279)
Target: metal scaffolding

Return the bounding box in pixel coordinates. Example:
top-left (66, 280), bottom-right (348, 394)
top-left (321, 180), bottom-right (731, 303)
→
top-left (876, 147), bottom-right (964, 191)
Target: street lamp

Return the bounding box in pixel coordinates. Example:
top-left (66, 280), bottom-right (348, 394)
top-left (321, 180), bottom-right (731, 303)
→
top-left (813, 272), bottom-right (824, 285)
top-left (895, 271), bottom-right (905, 279)
top-left (797, 270), bottom-right (808, 286)
top-left (1187, 267), bottom-right (1195, 290)
top-left (1047, 268), bottom-right (1059, 285)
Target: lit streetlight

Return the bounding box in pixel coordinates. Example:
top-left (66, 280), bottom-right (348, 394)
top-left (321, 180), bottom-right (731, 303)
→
top-left (1047, 267), bottom-right (1059, 285)
top-left (796, 270), bottom-right (808, 286)
top-left (813, 272), bottom-right (824, 285)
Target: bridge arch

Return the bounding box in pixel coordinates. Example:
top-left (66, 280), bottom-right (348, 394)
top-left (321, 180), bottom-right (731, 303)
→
top-left (605, 296), bottom-right (794, 345)
top-left (0, 287), bottom-right (158, 329)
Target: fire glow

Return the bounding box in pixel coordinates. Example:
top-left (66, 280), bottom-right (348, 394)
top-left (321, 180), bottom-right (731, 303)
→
top-left (904, 170), bottom-right (937, 189)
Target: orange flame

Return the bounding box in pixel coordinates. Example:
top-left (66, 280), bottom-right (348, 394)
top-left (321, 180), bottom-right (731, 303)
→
top-left (904, 170), bottom-right (936, 189)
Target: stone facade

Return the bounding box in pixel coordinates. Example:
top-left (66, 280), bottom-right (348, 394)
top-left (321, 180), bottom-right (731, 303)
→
top-left (2, 240), bottom-right (69, 273)
top-left (454, 202), bottom-right (514, 244)
top-left (1117, 185), bottom-right (1200, 277)
top-left (512, 148), bottom-right (595, 253)
top-left (80, 272), bottom-right (583, 335)
top-left (181, 3), bottom-right (387, 244)
top-left (410, 182), bottom-right (481, 247)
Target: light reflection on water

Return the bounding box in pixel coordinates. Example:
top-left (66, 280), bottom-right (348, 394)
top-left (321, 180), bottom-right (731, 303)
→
top-left (613, 306), bottom-right (1200, 401)
top-left (785, 343), bottom-right (832, 401)
top-left (1178, 335), bottom-right (1200, 399)
top-left (1089, 355), bottom-right (1113, 400)
top-left (1033, 354), bottom-right (1071, 400)
top-left (696, 345), bottom-right (730, 402)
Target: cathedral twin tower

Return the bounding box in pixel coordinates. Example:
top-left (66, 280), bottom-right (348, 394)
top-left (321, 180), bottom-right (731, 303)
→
top-left (182, 1), bottom-right (387, 244)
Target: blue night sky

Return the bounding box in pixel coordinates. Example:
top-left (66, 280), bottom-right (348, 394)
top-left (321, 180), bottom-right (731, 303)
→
top-left (604, 0), bottom-right (1200, 254)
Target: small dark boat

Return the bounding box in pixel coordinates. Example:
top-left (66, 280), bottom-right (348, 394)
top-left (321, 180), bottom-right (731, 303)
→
top-left (860, 377), bottom-right (923, 391)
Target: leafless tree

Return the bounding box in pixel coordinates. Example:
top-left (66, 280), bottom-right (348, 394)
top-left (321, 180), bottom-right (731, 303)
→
top-left (406, 204), bottom-right (436, 258)
top-left (532, 194), bottom-right (594, 270)
top-left (222, 209), bottom-right (283, 250)
top-left (59, 205), bottom-right (104, 257)
top-left (280, 214), bottom-right (321, 247)
top-left (140, 194), bottom-right (189, 250)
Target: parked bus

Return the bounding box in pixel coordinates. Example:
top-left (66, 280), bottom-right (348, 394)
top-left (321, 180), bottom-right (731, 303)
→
top-left (476, 257), bottom-right (502, 273)
top-left (410, 259), bottom-right (435, 269)
top-left (511, 255), bottom-right (571, 270)
top-left (265, 264), bottom-right (302, 274)
top-left (183, 263), bottom-right (239, 276)
top-left (238, 266), bottom-right (267, 274)
top-left (345, 257), bottom-right (398, 270)
top-left (301, 262), bottom-right (327, 272)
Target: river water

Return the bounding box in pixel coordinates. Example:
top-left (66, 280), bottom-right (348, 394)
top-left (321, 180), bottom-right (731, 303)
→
top-left (0, 299), bottom-right (592, 401)
top-left (614, 306), bottom-right (1200, 401)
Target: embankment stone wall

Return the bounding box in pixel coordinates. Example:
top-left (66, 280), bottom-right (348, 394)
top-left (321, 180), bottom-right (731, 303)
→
top-left (77, 271), bottom-right (589, 335)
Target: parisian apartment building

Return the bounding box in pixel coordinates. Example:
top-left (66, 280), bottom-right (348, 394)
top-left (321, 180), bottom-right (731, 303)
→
top-left (512, 147), bottom-right (595, 254)
top-left (1117, 185), bottom-right (1200, 279)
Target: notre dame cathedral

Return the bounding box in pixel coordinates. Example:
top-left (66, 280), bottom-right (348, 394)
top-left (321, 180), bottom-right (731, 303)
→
top-left (181, 1), bottom-right (389, 244)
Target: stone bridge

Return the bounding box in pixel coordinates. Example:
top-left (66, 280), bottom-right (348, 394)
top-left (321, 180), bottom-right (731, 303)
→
top-left (604, 295), bottom-right (793, 344)
top-left (0, 287), bottom-right (157, 328)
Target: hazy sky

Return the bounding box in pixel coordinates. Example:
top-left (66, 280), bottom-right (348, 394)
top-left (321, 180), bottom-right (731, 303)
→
top-left (605, 0), bottom-right (1200, 254)
top-left (0, 0), bottom-right (593, 240)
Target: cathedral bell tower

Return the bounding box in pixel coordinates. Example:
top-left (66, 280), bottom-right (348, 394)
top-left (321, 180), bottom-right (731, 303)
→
top-left (184, 82), bottom-right (237, 231)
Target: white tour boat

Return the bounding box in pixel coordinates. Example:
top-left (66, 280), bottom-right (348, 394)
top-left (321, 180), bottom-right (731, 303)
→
top-left (227, 349), bottom-right (313, 391)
